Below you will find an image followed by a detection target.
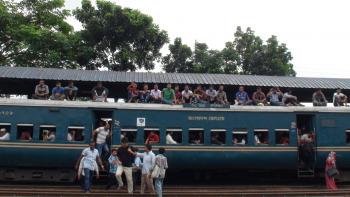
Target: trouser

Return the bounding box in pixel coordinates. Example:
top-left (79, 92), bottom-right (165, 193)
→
top-left (116, 166), bottom-right (133, 193)
top-left (106, 172), bottom-right (118, 189)
top-left (96, 142), bottom-right (109, 157)
top-left (83, 168), bottom-right (93, 192)
top-left (154, 178), bottom-right (164, 197)
top-left (141, 173), bottom-right (155, 194)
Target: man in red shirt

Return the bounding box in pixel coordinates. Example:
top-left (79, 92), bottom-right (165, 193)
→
top-left (145, 131), bottom-right (159, 144)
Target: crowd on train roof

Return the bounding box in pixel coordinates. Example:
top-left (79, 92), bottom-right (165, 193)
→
top-left (30, 79), bottom-right (349, 107)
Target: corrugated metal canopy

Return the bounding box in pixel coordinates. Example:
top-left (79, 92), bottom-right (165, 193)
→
top-left (1, 66), bottom-right (350, 89)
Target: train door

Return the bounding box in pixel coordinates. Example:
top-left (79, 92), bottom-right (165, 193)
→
top-left (93, 110), bottom-right (113, 161)
top-left (296, 114), bottom-right (317, 178)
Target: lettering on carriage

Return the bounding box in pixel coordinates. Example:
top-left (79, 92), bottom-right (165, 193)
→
top-left (188, 116), bottom-right (225, 121)
top-left (0, 111), bottom-right (13, 116)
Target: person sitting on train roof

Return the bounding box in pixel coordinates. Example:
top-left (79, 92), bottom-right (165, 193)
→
top-left (333, 88), bottom-right (348, 107)
top-left (211, 133), bottom-right (223, 145)
top-left (206, 85), bottom-right (217, 104)
top-left (32, 79), bottom-right (49, 100)
top-left (127, 82), bottom-right (139, 103)
top-left (312, 89), bottom-right (328, 106)
top-left (0, 128), bottom-right (10, 141)
top-left (150, 84), bottom-right (162, 103)
top-left (252, 87), bottom-right (267, 106)
top-left (193, 85), bottom-right (208, 104)
top-left (91, 82), bottom-right (109, 102)
top-left (174, 85), bottom-right (182, 104)
top-left (50, 81), bottom-right (65, 100)
top-left (235, 86), bottom-right (252, 105)
top-left (166, 132), bottom-right (177, 144)
top-left (233, 137), bottom-right (246, 145)
top-left (139, 84), bottom-right (151, 103)
top-left (93, 122), bottom-right (111, 156)
top-left (67, 130), bottom-right (76, 142)
top-left (282, 89), bottom-right (302, 106)
top-left (181, 85), bottom-right (193, 104)
top-left (162, 83), bottom-right (176, 104)
top-left (64, 81), bottom-right (78, 101)
top-left (216, 85), bottom-right (228, 104)
top-left (267, 87), bottom-right (283, 106)
top-left (145, 131), bottom-right (160, 144)
top-left (20, 130), bottom-right (32, 141)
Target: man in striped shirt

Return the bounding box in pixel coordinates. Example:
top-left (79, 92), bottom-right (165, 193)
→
top-left (93, 122), bottom-right (111, 157)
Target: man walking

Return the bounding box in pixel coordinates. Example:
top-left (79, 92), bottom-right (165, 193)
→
top-left (116, 138), bottom-right (135, 194)
top-left (137, 144), bottom-right (156, 194)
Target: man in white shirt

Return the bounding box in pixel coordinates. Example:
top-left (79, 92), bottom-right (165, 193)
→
top-left (136, 144), bottom-right (155, 194)
top-left (333, 88), bottom-right (348, 106)
top-left (166, 132), bottom-right (177, 144)
top-left (93, 122), bottom-right (111, 156)
top-left (181, 85), bottom-right (193, 104)
top-left (206, 85), bottom-right (217, 104)
top-left (150, 84), bottom-right (162, 103)
top-left (75, 142), bottom-right (104, 193)
top-left (0, 128), bottom-right (10, 141)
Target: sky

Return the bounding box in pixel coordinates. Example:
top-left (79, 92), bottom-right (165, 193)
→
top-left (64, 0), bottom-right (350, 78)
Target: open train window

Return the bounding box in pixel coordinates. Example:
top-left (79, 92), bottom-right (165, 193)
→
top-left (39, 125), bottom-right (56, 142)
top-left (166, 128), bottom-right (182, 144)
top-left (0, 123), bottom-right (11, 141)
top-left (67, 126), bottom-right (84, 142)
top-left (17, 124), bottom-right (33, 141)
top-left (233, 129), bottom-right (248, 145)
top-left (211, 129), bottom-right (226, 145)
top-left (189, 128), bottom-right (204, 145)
top-left (254, 129), bottom-right (269, 145)
top-left (275, 129), bottom-right (290, 145)
top-left (121, 128), bottom-right (137, 143)
top-left (346, 130), bottom-right (350, 144)
top-left (144, 128), bottom-right (160, 144)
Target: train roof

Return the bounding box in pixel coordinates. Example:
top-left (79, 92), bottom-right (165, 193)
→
top-left (1, 99), bottom-right (350, 113)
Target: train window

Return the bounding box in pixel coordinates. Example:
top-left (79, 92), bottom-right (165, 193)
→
top-left (166, 128), bottom-right (182, 144)
top-left (254, 129), bottom-right (269, 145)
top-left (0, 123), bottom-right (11, 141)
top-left (39, 125), bottom-right (56, 142)
top-left (17, 124), bottom-right (33, 141)
top-left (144, 128), bottom-right (160, 144)
top-left (275, 129), bottom-right (290, 145)
top-left (346, 130), bottom-right (350, 144)
top-left (67, 126), bottom-right (85, 142)
top-left (189, 128), bottom-right (204, 145)
top-left (232, 129), bottom-right (248, 145)
top-left (211, 129), bottom-right (226, 145)
top-left (121, 128), bottom-right (137, 143)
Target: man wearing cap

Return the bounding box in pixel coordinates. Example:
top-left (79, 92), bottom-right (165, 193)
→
top-left (0, 128), bottom-right (10, 141)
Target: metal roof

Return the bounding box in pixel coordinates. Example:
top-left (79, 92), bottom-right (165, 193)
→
top-left (1, 66), bottom-right (350, 89)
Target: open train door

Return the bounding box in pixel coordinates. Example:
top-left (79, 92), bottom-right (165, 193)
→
top-left (296, 114), bottom-right (317, 178)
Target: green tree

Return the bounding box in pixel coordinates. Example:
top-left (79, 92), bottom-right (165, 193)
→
top-left (192, 42), bottom-right (224, 73)
top-left (74, 0), bottom-right (168, 71)
top-left (162, 37), bottom-right (193, 73)
top-left (0, 0), bottom-right (79, 68)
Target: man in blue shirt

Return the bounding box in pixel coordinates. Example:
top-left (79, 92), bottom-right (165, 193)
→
top-left (50, 81), bottom-right (65, 100)
top-left (235, 86), bottom-right (252, 105)
top-left (106, 149), bottom-right (118, 190)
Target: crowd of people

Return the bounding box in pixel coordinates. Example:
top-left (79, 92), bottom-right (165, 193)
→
top-left (30, 79), bottom-right (349, 107)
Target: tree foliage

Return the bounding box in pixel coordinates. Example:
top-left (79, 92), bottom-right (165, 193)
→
top-left (73, 0), bottom-right (168, 71)
top-left (162, 37), bottom-right (193, 73)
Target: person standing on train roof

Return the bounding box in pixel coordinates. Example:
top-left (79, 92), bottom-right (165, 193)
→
top-left (32, 79), bottom-right (49, 100)
top-left (116, 138), bottom-right (135, 194)
top-left (75, 142), bottom-right (104, 193)
top-left (181, 85), bottom-right (193, 104)
top-left (312, 89), bottom-right (328, 106)
top-left (135, 144), bottom-right (155, 194)
top-left (267, 87), bottom-right (283, 106)
top-left (162, 83), bottom-right (176, 104)
top-left (235, 86), bottom-right (252, 105)
top-left (106, 149), bottom-right (119, 190)
top-left (64, 81), bottom-right (78, 101)
top-left (0, 128), bottom-right (10, 141)
top-left (325, 151), bottom-right (338, 190)
top-left (333, 88), bottom-right (348, 106)
top-left (91, 82), bottom-right (109, 102)
top-left (145, 131), bottom-right (160, 144)
top-left (150, 84), bottom-right (162, 103)
top-left (50, 81), bottom-right (65, 100)
top-left (93, 122), bottom-right (111, 157)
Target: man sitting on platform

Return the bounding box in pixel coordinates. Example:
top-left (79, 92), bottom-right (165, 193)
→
top-left (181, 85), bottom-right (193, 104)
top-left (64, 81), bottom-right (78, 101)
top-left (252, 87), bottom-right (267, 106)
top-left (282, 89), bottom-right (301, 106)
top-left (32, 80), bottom-right (49, 100)
top-left (312, 89), bottom-right (328, 106)
top-left (333, 88), bottom-right (347, 106)
top-left (216, 85), bottom-right (228, 105)
top-left (235, 86), bottom-right (252, 105)
top-left (162, 83), bottom-right (175, 104)
top-left (50, 81), bottom-right (65, 100)
top-left (193, 85), bottom-right (207, 104)
top-left (91, 82), bottom-right (109, 102)
top-left (206, 85), bottom-right (217, 104)
top-left (150, 84), bottom-right (162, 103)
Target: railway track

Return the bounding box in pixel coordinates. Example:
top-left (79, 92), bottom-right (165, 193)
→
top-left (0, 185), bottom-right (349, 196)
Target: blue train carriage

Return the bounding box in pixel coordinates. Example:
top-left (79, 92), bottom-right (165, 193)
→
top-left (1, 99), bottom-right (350, 182)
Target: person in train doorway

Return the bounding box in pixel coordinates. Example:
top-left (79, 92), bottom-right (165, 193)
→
top-left (75, 142), bottom-right (104, 193)
top-left (116, 138), bottom-right (135, 194)
top-left (106, 149), bottom-right (119, 190)
top-left (93, 122), bottom-right (111, 158)
top-left (300, 132), bottom-right (315, 170)
top-left (325, 151), bottom-right (338, 190)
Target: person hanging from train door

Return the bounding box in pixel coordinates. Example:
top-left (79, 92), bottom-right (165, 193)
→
top-left (300, 132), bottom-right (315, 170)
top-left (325, 151), bottom-right (338, 190)
top-left (75, 142), bottom-right (104, 193)
top-left (93, 122), bottom-right (111, 158)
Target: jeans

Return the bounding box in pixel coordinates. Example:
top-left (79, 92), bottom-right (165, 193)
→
top-left (96, 142), bottom-right (109, 156)
top-left (154, 178), bottom-right (164, 197)
top-left (83, 168), bottom-right (93, 192)
top-left (116, 166), bottom-right (133, 193)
